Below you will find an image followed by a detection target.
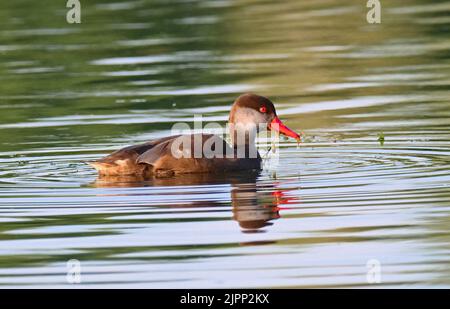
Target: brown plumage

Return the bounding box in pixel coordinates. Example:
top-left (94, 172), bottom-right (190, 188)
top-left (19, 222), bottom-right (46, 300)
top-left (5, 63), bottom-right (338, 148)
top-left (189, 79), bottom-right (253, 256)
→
top-left (88, 93), bottom-right (301, 177)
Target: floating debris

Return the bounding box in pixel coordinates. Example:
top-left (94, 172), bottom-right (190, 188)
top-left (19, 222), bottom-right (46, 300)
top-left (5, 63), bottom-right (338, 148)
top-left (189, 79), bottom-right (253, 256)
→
top-left (378, 132), bottom-right (385, 146)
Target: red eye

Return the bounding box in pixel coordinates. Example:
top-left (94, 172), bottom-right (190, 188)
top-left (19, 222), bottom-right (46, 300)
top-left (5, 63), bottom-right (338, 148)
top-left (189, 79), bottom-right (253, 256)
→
top-left (259, 106), bottom-right (267, 113)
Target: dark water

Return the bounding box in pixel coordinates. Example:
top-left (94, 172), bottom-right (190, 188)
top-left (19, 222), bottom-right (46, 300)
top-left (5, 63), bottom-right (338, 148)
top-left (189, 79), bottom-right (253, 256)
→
top-left (0, 0), bottom-right (449, 287)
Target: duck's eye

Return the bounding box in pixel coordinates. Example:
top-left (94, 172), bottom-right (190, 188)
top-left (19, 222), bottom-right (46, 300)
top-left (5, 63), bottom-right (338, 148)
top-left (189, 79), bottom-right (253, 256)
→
top-left (259, 106), bottom-right (267, 113)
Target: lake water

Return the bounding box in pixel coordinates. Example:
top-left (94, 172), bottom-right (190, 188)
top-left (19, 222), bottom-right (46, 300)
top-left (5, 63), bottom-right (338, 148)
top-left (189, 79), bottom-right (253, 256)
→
top-left (0, 0), bottom-right (449, 288)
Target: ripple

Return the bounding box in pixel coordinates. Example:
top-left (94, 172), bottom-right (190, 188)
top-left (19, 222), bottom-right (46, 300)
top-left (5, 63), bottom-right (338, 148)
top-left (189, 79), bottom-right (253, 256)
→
top-left (91, 51), bottom-right (211, 65)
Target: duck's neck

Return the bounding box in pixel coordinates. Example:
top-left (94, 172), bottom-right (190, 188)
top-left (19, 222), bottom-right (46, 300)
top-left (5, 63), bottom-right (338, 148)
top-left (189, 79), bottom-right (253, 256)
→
top-left (229, 123), bottom-right (259, 159)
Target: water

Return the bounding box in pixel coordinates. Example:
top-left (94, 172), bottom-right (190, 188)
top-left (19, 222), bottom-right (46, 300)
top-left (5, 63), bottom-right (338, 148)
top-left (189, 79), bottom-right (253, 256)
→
top-left (0, 0), bottom-right (449, 288)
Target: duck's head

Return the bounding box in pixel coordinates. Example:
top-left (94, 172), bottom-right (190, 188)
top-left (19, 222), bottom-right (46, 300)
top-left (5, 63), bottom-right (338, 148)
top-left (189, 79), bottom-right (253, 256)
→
top-left (229, 93), bottom-right (301, 141)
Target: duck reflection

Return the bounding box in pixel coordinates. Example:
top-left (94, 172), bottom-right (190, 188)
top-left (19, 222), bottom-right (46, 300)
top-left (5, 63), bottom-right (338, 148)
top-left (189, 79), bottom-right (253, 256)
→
top-left (91, 171), bottom-right (297, 233)
top-left (230, 180), bottom-right (280, 232)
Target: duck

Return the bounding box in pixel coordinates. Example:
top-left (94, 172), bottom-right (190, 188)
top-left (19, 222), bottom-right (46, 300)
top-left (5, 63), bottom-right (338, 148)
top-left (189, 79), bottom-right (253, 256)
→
top-left (88, 93), bottom-right (301, 177)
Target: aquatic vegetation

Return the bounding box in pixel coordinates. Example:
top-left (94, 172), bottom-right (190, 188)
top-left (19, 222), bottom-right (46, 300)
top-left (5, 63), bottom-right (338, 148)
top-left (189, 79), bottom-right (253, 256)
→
top-left (378, 132), bottom-right (385, 146)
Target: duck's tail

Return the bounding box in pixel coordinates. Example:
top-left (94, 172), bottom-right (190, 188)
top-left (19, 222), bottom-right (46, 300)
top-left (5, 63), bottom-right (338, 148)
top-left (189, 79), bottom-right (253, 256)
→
top-left (85, 161), bottom-right (114, 175)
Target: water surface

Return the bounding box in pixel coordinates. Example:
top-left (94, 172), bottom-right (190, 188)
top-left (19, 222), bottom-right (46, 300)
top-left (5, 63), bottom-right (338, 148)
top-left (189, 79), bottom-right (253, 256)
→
top-left (0, 0), bottom-right (449, 288)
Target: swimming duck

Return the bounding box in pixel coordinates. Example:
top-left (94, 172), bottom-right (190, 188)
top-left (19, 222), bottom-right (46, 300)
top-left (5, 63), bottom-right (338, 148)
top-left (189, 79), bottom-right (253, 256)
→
top-left (89, 93), bottom-right (301, 177)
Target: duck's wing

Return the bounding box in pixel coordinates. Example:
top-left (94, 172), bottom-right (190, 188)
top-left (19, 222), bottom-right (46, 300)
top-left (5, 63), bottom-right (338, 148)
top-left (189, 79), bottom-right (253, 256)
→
top-left (137, 134), bottom-right (238, 174)
top-left (136, 138), bottom-right (173, 166)
top-left (105, 136), bottom-right (180, 161)
top-left (135, 134), bottom-right (214, 166)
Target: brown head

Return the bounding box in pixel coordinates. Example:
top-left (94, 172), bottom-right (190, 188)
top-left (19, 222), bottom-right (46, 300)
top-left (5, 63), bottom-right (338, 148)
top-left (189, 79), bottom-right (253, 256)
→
top-left (229, 93), bottom-right (301, 142)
